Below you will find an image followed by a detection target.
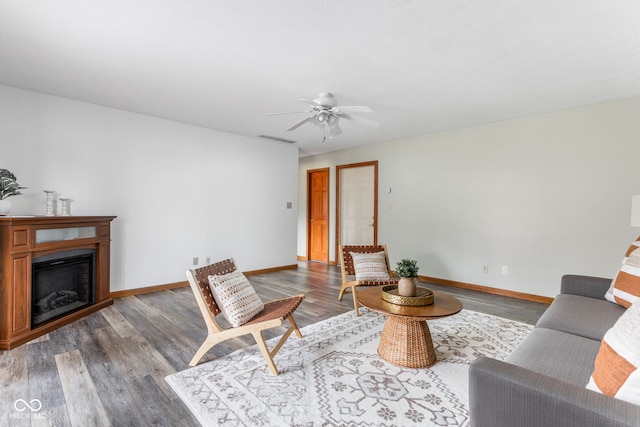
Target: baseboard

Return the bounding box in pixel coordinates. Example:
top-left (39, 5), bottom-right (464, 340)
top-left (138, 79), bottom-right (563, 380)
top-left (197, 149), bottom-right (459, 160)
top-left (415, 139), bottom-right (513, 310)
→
top-left (298, 256), bottom-right (339, 266)
top-left (420, 275), bottom-right (554, 305)
top-left (243, 264), bottom-right (298, 276)
top-left (110, 264), bottom-right (299, 299)
top-left (110, 264), bottom-right (551, 305)
top-left (111, 281), bottom-right (189, 298)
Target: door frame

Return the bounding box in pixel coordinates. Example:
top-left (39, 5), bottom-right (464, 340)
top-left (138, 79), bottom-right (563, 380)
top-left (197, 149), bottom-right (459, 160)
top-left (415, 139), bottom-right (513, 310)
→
top-left (306, 167), bottom-right (330, 263)
top-left (335, 160), bottom-right (378, 259)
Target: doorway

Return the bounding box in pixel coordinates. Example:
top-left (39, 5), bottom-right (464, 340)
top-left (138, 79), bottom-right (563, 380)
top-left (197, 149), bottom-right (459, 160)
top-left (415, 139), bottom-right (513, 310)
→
top-left (336, 161), bottom-right (378, 255)
top-left (307, 168), bottom-right (330, 262)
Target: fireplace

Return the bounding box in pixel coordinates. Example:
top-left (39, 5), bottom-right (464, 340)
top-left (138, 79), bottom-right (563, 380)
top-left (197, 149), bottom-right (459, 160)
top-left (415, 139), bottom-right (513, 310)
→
top-left (31, 249), bottom-right (96, 328)
top-left (0, 216), bottom-right (115, 350)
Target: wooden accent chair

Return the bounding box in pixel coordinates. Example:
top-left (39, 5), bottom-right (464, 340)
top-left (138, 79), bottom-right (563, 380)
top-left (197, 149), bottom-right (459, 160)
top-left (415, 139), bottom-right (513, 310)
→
top-left (186, 258), bottom-right (305, 375)
top-left (338, 244), bottom-right (398, 316)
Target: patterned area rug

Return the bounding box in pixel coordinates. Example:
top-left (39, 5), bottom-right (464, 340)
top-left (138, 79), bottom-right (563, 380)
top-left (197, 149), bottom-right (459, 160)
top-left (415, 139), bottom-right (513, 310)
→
top-left (166, 309), bottom-right (532, 426)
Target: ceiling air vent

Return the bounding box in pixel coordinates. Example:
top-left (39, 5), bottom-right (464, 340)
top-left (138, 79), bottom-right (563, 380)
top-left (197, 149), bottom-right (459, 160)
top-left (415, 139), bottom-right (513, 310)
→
top-left (258, 135), bottom-right (297, 144)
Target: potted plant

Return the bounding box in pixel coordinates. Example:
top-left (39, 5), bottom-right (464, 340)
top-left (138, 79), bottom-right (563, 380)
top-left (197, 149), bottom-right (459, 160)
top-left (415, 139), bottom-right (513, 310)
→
top-left (396, 258), bottom-right (419, 297)
top-left (0, 169), bottom-right (27, 215)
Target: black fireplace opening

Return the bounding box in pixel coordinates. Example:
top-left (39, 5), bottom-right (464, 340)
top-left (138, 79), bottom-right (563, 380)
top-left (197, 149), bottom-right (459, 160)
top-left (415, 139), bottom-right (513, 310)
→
top-left (31, 249), bottom-right (96, 328)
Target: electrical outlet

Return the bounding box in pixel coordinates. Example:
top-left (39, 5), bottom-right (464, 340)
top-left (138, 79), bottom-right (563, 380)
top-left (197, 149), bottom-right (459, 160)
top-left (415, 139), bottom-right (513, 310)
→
top-left (206, 256), bottom-right (212, 264)
top-left (482, 265), bottom-right (489, 274)
top-left (502, 266), bottom-right (509, 275)
top-left (192, 257), bottom-right (199, 266)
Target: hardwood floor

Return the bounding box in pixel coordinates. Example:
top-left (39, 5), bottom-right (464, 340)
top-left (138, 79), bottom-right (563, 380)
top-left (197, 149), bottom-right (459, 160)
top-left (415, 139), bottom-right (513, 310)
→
top-left (1, 262), bottom-right (549, 426)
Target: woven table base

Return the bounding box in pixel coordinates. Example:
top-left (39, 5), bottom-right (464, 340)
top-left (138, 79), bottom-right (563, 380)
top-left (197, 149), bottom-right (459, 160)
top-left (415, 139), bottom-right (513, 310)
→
top-left (377, 316), bottom-right (437, 368)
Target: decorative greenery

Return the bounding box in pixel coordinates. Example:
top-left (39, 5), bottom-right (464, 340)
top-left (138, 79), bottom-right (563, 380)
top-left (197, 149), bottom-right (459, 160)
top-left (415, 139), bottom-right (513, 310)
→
top-left (0, 169), bottom-right (27, 200)
top-left (395, 258), bottom-right (419, 278)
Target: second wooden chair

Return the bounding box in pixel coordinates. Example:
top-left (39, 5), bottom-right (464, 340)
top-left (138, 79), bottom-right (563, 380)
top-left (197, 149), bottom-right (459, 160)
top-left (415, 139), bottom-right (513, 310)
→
top-left (338, 244), bottom-right (398, 315)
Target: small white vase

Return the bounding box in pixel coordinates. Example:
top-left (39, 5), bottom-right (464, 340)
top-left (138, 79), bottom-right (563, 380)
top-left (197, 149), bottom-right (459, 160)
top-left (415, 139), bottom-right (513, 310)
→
top-left (59, 198), bottom-right (71, 216)
top-left (398, 277), bottom-right (417, 297)
top-left (44, 190), bottom-right (55, 216)
top-left (0, 199), bottom-right (11, 216)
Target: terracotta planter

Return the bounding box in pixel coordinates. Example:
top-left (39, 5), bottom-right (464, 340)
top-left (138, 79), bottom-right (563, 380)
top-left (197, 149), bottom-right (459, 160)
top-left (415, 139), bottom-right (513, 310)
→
top-left (397, 277), bottom-right (417, 297)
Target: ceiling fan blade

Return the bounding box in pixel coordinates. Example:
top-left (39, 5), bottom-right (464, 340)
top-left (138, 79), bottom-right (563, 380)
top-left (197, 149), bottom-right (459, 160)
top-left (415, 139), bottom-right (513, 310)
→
top-left (265, 110), bottom-right (311, 116)
top-left (286, 115), bottom-right (314, 131)
top-left (340, 112), bottom-right (380, 128)
top-left (300, 98), bottom-right (322, 108)
top-left (337, 105), bottom-right (373, 113)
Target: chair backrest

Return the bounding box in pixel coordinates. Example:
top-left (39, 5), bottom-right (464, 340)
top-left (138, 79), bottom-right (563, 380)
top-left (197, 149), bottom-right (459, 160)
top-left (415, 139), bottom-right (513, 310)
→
top-left (186, 258), bottom-right (237, 331)
top-left (339, 244), bottom-right (392, 279)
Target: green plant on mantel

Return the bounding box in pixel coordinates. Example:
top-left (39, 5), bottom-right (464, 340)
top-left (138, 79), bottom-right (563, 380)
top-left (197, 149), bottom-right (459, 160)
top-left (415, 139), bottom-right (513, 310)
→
top-left (395, 259), bottom-right (419, 278)
top-left (0, 169), bottom-right (27, 200)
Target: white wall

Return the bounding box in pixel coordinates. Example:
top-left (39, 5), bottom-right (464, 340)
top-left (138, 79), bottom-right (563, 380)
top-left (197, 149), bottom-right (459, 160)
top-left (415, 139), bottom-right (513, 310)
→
top-left (1, 85), bottom-right (299, 291)
top-left (299, 98), bottom-right (640, 298)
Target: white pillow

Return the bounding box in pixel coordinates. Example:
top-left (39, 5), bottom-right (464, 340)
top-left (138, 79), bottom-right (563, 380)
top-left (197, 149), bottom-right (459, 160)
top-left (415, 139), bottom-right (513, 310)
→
top-left (208, 270), bottom-right (264, 327)
top-left (350, 251), bottom-right (390, 282)
top-left (586, 301), bottom-right (640, 405)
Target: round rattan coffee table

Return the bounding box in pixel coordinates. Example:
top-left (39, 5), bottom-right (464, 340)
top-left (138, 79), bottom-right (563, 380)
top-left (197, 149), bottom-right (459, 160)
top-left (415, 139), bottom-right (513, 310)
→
top-left (357, 286), bottom-right (463, 368)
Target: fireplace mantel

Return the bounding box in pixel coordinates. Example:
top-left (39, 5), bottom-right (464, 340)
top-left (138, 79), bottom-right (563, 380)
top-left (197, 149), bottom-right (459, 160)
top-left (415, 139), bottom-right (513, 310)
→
top-left (0, 215), bottom-right (116, 349)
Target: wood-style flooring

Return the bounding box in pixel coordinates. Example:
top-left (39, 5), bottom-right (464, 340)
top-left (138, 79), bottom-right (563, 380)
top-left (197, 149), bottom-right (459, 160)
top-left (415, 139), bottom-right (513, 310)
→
top-left (0, 262), bottom-right (549, 426)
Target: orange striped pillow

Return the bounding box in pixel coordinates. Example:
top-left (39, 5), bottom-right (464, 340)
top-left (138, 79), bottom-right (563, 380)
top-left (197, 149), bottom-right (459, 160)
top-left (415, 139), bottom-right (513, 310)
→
top-left (586, 301), bottom-right (640, 404)
top-left (605, 237), bottom-right (640, 308)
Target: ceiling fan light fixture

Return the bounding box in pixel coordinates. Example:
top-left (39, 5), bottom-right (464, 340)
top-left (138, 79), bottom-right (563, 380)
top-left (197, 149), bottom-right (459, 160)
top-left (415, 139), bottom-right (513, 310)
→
top-left (267, 92), bottom-right (377, 137)
top-left (314, 93), bottom-right (337, 108)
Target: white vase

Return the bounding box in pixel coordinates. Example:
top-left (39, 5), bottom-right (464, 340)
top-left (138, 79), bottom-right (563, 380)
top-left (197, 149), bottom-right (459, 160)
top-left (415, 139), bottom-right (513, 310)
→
top-left (44, 190), bottom-right (55, 216)
top-left (0, 199), bottom-right (11, 216)
top-left (59, 198), bottom-right (71, 216)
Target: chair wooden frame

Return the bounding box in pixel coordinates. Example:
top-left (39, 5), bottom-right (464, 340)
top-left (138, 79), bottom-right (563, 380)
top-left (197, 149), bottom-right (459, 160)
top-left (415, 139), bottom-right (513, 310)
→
top-left (338, 244), bottom-right (398, 316)
top-left (186, 258), bottom-right (304, 375)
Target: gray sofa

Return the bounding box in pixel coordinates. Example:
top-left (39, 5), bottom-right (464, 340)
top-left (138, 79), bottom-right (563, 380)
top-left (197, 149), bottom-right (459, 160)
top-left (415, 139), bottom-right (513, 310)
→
top-left (469, 274), bottom-right (640, 427)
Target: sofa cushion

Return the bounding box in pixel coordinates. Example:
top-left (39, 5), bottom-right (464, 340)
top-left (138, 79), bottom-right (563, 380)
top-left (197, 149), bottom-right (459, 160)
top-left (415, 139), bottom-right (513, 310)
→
top-left (506, 327), bottom-right (601, 387)
top-left (535, 294), bottom-right (625, 341)
top-left (587, 301), bottom-right (640, 405)
top-left (605, 237), bottom-right (640, 308)
top-left (350, 251), bottom-right (390, 281)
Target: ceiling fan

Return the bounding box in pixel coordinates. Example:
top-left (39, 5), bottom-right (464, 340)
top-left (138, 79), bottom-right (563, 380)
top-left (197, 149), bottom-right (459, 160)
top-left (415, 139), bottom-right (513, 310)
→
top-left (266, 93), bottom-right (378, 140)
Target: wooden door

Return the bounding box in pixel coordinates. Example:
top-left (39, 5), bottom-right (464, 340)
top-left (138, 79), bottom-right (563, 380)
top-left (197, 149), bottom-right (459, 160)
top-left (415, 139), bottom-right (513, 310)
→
top-left (336, 161), bottom-right (378, 250)
top-left (307, 168), bottom-right (329, 262)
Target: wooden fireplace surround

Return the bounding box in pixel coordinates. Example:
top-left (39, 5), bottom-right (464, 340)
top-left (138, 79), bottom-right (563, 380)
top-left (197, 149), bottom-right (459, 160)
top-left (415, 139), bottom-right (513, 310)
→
top-left (0, 215), bottom-right (116, 349)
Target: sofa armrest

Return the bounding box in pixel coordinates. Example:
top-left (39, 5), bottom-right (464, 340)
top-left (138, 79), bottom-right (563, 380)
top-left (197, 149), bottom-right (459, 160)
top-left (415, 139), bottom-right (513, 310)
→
top-left (560, 274), bottom-right (612, 300)
top-left (469, 356), bottom-right (640, 427)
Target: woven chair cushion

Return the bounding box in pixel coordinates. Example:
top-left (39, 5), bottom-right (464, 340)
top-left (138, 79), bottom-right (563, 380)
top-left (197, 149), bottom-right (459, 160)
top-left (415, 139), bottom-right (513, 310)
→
top-left (606, 236), bottom-right (640, 308)
top-left (350, 251), bottom-right (390, 282)
top-left (208, 270), bottom-right (264, 327)
top-left (587, 300), bottom-right (640, 405)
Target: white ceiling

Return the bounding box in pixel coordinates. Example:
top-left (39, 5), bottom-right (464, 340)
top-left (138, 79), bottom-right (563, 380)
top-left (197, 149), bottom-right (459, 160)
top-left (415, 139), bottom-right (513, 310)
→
top-left (1, 1), bottom-right (639, 157)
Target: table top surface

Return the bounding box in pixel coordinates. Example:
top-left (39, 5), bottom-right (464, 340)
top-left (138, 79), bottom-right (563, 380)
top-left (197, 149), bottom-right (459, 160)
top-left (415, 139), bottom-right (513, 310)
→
top-left (357, 286), bottom-right (463, 320)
